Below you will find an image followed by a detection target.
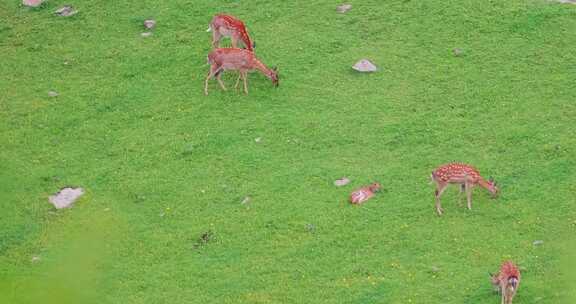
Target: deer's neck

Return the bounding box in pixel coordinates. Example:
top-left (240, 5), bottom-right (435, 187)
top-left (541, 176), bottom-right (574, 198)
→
top-left (253, 60), bottom-right (274, 79)
top-left (477, 178), bottom-right (494, 193)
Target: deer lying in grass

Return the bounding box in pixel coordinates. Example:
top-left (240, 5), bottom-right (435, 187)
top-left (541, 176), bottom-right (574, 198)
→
top-left (349, 183), bottom-right (381, 205)
top-left (431, 163), bottom-right (499, 215)
top-left (207, 14), bottom-right (254, 51)
top-left (204, 48), bottom-right (278, 95)
top-left (491, 261), bottom-right (521, 304)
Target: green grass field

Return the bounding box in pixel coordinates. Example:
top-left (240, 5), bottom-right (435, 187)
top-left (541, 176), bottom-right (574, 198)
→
top-left (1, 1), bottom-right (575, 303)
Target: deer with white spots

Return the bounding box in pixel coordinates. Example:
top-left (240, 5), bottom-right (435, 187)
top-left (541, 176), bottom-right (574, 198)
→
top-left (204, 48), bottom-right (279, 95)
top-left (349, 183), bottom-right (381, 205)
top-left (207, 14), bottom-right (255, 51)
top-left (490, 261), bottom-right (521, 304)
top-left (431, 163), bottom-right (498, 215)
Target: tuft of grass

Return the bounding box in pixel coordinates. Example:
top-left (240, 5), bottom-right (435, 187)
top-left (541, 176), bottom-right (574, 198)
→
top-left (1, 1), bottom-right (575, 303)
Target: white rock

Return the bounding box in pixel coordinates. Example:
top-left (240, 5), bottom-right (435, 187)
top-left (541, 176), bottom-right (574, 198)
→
top-left (334, 177), bottom-right (351, 187)
top-left (141, 32), bottom-right (153, 37)
top-left (241, 196), bottom-right (251, 205)
top-left (337, 4), bottom-right (352, 13)
top-left (144, 19), bottom-right (156, 30)
top-left (48, 91), bottom-right (59, 97)
top-left (49, 187), bottom-right (84, 209)
top-left (254, 137), bottom-right (262, 143)
top-left (533, 240), bottom-right (544, 246)
top-left (352, 59), bottom-right (378, 72)
top-left (23, 0), bottom-right (44, 7)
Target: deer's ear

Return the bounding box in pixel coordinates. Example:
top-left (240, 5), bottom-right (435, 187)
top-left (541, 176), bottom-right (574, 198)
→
top-left (272, 66), bottom-right (278, 71)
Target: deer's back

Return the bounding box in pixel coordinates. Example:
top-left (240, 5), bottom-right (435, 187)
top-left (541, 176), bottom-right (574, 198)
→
top-left (432, 163), bottom-right (481, 183)
top-left (208, 48), bottom-right (255, 70)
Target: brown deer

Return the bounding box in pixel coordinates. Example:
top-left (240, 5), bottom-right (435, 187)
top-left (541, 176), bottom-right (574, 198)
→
top-left (204, 48), bottom-right (278, 95)
top-left (490, 261), bottom-right (521, 304)
top-left (207, 14), bottom-right (254, 51)
top-left (349, 183), bottom-right (381, 205)
top-left (431, 163), bottom-right (498, 215)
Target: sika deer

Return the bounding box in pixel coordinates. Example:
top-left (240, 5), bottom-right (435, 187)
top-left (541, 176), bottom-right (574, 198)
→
top-left (204, 48), bottom-right (278, 95)
top-left (490, 261), bottom-right (521, 304)
top-left (207, 14), bottom-right (254, 51)
top-left (431, 163), bottom-right (498, 215)
top-left (349, 183), bottom-right (381, 205)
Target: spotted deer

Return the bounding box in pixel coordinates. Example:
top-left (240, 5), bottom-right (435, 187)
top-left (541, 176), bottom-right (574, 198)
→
top-left (431, 163), bottom-right (498, 215)
top-left (207, 14), bottom-right (254, 51)
top-left (490, 261), bottom-right (521, 304)
top-left (204, 48), bottom-right (278, 95)
top-left (349, 183), bottom-right (381, 205)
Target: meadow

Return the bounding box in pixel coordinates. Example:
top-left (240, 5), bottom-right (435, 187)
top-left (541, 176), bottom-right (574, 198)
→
top-left (1, 0), bottom-right (575, 303)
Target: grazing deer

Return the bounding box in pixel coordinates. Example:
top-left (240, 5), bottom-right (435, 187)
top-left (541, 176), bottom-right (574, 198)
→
top-left (207, 14), bottom-right (254, 51)
top-left (349, 183), bottom-right (381, 205)
top-left (431, 163), bottom-right (498, 215)
top-left (490, 261), bottom-right (521, 304)
top-left (204, 48), bottom-right (279, 95)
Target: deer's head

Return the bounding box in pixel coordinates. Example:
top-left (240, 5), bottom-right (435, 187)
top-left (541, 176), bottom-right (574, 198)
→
top-left (507, 276), bottom-right (519, 291)
top-left (369, 182), bottom-right (381, 192)
top-left (270, 66), bottom-right (279, 87)
top-left (487, 177), bottom-right (499, 198)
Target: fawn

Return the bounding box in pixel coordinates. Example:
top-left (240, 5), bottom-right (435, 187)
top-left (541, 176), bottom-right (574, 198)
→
top-left (207, 14), bottom-right (254, 51)
top-left (491, 261), bottom-right (521, 304)
top-left (431, 163), bottom-right (498, 215)
top-left (204, 48), bottom-right (278, 95)
top-left (349, 183), bottom-right (381, 204)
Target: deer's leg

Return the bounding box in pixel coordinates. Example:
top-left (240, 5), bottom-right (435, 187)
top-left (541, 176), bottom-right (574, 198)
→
top-left (458, 184), bottom-right (465, 207)
top-left (216, 70), bottom-right (227, 91)
top-left (242, 71), bottom-right (249, 94)
top-left (204, 66), bottom-right (221, 95)
top-left (231, 34), bottom-right (239, 49)
top-left (212, 30), bottom-right (222, 48)
top-left (234, 72), bottom-right (242, 89)
top-left (435, 182), bottom-right (448, 216)
top-left (465, 183), bottom-right (473, 210)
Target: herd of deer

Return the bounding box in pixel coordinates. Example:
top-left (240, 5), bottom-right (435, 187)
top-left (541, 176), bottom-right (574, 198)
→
top-left (204, 13), bottom-right (521, 304)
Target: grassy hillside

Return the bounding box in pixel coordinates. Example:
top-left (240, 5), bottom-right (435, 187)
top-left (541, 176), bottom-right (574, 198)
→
top-left (1, 0), bottom-right (575, 303)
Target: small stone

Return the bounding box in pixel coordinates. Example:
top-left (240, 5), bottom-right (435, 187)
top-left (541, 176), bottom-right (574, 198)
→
top-left (31, 255), bottom-right (41, 263)
top-left (352, 59), bottom-right (378, 72)
top-left (533, 240), bottom-right (544, 246)
top-left (431, 266), bottom-right (441, 273)
top-left (334, 177), bottom-right (351, 187)
top-left (254, 137), bottom-right (262, 143)
top-left (23, 0), bottom-right (44, 7)
top-left (144, 19), bottom-right (156, 30)
top-left (55, 6), bottom-right (78, 17)
top-left (305, 223), bottom-right (316, 233)
top-left (48, 91), bottom-right (59, 97)
top-left (337, 4), bottom-right (352, 13)
top-left (453, 48), bottom-right (464, 57)
top-left (141, 32), bottom-right (153, 37)
top-left (241, 196), bottom-right (251, 205)
top-left (48, 187), bottom-right (84, 209)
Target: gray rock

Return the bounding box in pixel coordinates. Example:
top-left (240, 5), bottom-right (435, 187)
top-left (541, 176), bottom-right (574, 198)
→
top-left (352, 59), bottom-right (377, 72)
top-left (55, 6), bottom-right (78, 17)
top-left (144, 19), bottom-right (156, 30)
top-left (23, 0), bottom-right (44, 7)
top-left (49, 187), bottom-right (84, 209)
top-left (337, 4), bottom-right (352, 13)
top-left (334, 177), bottom-right (351, 187)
